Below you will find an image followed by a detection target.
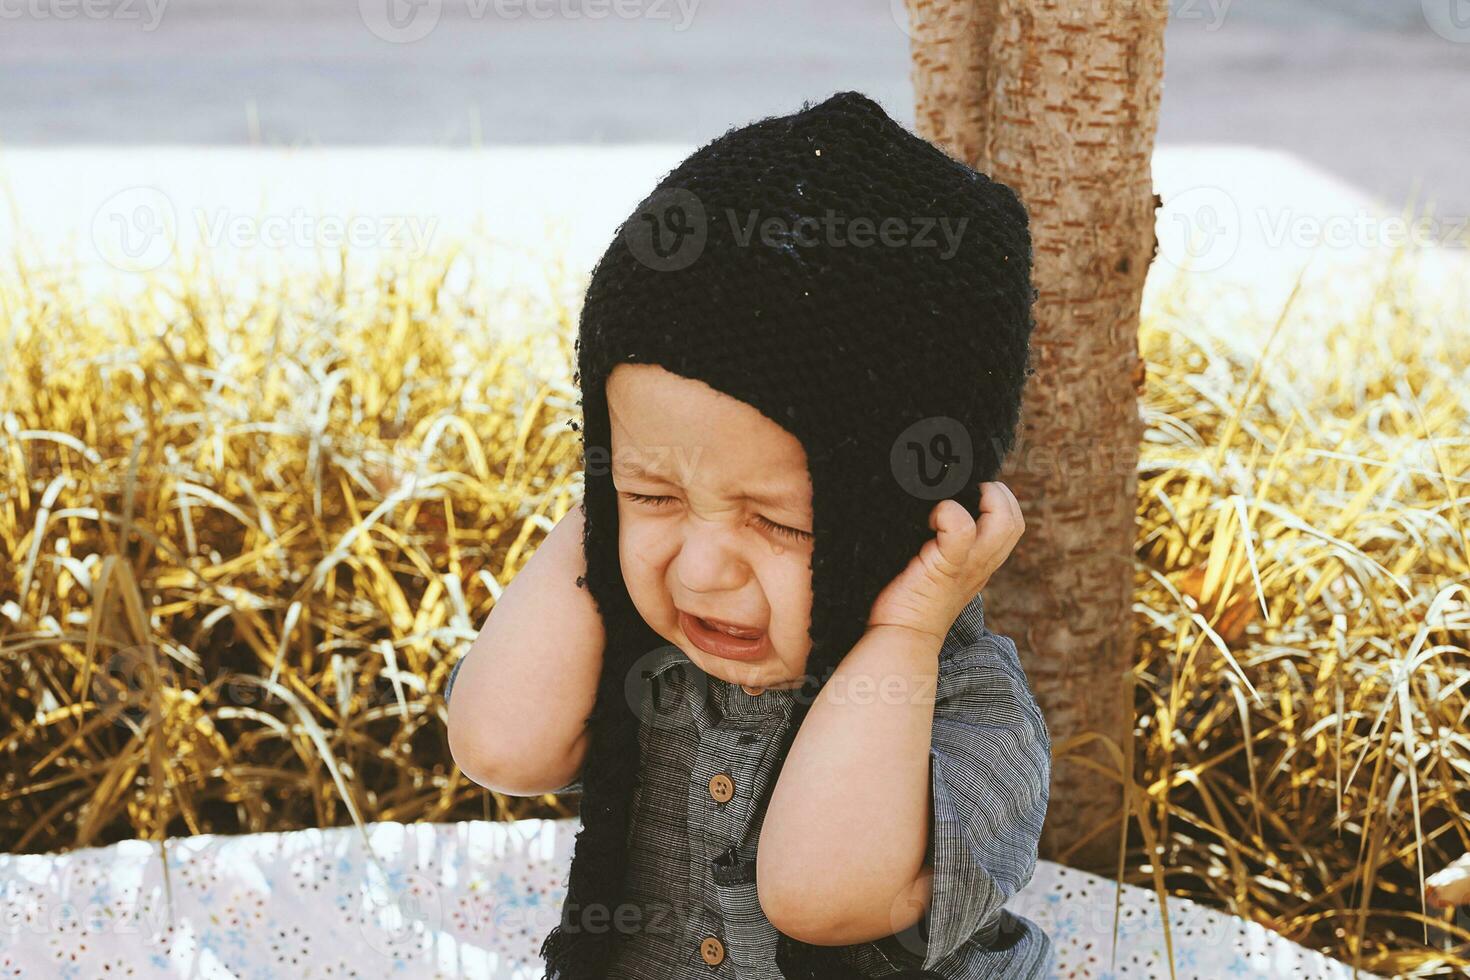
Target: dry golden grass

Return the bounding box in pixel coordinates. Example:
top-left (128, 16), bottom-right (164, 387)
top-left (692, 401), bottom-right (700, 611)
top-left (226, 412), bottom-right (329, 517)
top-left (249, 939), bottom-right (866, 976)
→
top-left (1108, 255), bottom-right (1470, 978)
top-left (1, 242), bottom-right (1466, 976)
top-left (0, 246), bottom-right (587, 855)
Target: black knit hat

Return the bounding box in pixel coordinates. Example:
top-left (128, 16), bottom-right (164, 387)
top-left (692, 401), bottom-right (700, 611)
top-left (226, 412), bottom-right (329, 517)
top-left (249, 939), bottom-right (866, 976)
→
top-left (540, 90), bottom-right (1037, 979)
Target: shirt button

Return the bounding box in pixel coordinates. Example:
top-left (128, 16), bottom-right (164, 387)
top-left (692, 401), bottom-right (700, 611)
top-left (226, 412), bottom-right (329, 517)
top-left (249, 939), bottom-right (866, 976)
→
top-left (741, 684), bottom-right (765, 695)
top-left (708, 773), bottom-right (734, 803)
top-left (700, 936), bottom-right (726, 965)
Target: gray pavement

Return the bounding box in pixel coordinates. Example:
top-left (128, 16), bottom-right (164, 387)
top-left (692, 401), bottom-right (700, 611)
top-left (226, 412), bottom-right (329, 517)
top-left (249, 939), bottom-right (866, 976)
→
top-left (0, 0), bottom-right (1467, 215)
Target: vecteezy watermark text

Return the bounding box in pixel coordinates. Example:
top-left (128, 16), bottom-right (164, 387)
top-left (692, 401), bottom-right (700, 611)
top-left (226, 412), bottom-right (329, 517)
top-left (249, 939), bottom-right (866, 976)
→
top-left (91, 187), bottom-right (440, 274)
top-left (194, 208), bottom-right (438, 253)
top-left (0, 0), bottom-right (167, 29)
top-left (727, 209), bottom-right (969, 259)
top-left (1158, 185), bottom-right (1470, 273)
top-left (359, 0), bottom-right (700, 43)
top-left (622, 186), bottom-right (972, 272)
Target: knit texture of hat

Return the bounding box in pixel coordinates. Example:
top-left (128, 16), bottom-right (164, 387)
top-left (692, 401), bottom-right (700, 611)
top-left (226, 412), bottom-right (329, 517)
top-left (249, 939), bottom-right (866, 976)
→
top-left (539, 90), bottom-right (1037, 979)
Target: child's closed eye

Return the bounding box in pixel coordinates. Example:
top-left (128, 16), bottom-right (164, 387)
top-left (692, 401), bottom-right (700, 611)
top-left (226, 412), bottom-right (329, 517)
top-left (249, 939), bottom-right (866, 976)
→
top-left (754, 515), bottom-right (812, 543)
top-left (620, 491), bottom-right (678, 507)
top-left (618, 491), bottom-right (812, 543)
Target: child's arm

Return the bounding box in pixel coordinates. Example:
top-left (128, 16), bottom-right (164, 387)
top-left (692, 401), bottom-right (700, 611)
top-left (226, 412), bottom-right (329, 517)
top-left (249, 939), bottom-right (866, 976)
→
top-left (759, 620), bottom-right (1050, 968)
top-left (447, 503), bottom-right (604, 796)
top-left (758, 623), bottom-right (942, 941)
top-left (760, 481), bottom-right (1038, 963)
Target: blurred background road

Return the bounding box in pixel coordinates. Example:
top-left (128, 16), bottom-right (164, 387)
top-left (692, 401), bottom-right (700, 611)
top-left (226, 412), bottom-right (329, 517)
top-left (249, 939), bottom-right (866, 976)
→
top-left (2, 0), bottom-right (1467, 215)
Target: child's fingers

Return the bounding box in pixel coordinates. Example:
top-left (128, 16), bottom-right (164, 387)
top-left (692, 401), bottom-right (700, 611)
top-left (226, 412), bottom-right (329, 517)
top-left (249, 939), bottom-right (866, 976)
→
top-left (972, 481), bottom-right (1024, 560)
top-left (930, 499), bottom-right (977, 567)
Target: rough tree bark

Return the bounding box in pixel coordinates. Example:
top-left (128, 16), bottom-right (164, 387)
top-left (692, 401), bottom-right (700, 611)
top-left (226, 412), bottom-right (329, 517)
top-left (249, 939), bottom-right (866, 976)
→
top-left (904, 0), bottom-right (1167, 872)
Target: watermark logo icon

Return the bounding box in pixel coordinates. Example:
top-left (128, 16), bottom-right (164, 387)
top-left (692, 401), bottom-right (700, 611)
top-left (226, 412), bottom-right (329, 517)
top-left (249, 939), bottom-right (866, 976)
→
top-left (91, 186), bottom-right (177, 273)
top-left (624, 645), bottom-right (705, 732)
top-left (360, 0), bottom-right (442, 43)
top-left (1156, 185), bottom-right (1241, 273)
top-left (889, 0), bottom-right (975, 43)
top-left (359, 867), bottom-right (442, 959)
top-left (622, 187), bottom-right (707, 272)
top-left (891, 416), bottom-right (974, 501)
top-left (1423, 0), bottom-right (1470, 42)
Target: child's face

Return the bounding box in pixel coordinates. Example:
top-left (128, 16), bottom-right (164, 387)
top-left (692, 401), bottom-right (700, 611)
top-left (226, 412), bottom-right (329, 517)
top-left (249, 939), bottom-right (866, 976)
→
top-left (606, 363), bottom-right (815, 690)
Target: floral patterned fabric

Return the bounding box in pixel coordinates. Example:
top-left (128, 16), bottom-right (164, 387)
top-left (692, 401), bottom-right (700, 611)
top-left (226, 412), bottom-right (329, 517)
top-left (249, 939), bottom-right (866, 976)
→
top-left (0, 817), bottom-right (1378, 979)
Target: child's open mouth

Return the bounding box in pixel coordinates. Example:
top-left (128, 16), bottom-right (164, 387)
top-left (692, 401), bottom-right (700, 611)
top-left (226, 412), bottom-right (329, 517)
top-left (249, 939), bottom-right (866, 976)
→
top-left (678, 610), bottom-right (768, 661)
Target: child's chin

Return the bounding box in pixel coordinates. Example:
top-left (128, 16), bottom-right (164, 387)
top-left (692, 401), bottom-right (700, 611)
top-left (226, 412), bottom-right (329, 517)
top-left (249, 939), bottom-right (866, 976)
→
top-left (683, 644), bottom-right (769, 679)
top-left (689, 649), bottom-right (808, 691)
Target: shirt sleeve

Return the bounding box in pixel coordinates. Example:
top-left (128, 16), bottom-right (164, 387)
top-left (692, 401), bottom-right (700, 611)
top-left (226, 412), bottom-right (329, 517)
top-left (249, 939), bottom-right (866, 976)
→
top-left (445, 656), bottom-right (465, 705)
top-left (444, 656), bottom-right (583, 795)
top-left (869, 627), bottom-right (1052, 973)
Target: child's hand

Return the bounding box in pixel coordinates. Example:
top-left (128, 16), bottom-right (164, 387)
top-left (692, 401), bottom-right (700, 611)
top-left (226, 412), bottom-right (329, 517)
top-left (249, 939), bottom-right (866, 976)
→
top-left (866, 481), bottom-right (1025, 644)
top-left (1428, 853), bottom-right (1470, 909)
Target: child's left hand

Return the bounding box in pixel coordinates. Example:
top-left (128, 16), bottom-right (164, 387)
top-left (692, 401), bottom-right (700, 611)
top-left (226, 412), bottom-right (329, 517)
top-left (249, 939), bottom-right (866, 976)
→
top-left (866, 481), bottom-right (1025, 643)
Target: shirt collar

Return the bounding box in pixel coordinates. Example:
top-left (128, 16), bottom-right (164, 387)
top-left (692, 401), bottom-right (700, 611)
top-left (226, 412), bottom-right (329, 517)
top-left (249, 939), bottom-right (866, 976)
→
top-left (641, 643), bottom-right (692, 682)
top-left (637, 643), bottom-right (797, 722)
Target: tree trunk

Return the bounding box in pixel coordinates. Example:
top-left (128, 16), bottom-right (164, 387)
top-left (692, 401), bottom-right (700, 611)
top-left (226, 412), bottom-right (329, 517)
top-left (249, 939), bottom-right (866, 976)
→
top-left (905, 0), bottom-right (1167, 872)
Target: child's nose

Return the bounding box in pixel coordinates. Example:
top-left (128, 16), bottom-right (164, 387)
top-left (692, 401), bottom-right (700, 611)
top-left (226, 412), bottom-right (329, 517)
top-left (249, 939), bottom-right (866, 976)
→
top-left (674, 520), bottom-right (749, 593)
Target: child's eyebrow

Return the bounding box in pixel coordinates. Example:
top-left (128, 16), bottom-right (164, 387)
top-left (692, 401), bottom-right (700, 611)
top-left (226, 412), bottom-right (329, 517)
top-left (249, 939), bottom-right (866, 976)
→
top-left (612, 458), bottom-right (673, 484)
top-left (614, 457), bottom-right (809, 511)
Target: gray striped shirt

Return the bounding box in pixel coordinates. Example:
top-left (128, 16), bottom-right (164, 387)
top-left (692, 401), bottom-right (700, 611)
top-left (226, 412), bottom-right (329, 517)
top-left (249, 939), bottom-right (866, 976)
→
top-left (448, 592), bottom-right (1053, 978)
